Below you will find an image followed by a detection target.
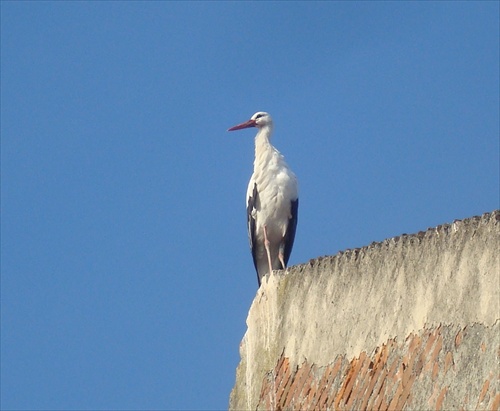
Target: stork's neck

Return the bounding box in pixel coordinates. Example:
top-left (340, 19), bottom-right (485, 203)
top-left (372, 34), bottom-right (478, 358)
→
top-left (253, 124), bottom-right (278, 174)
top-left (254, 124), bottom-right (274, 155)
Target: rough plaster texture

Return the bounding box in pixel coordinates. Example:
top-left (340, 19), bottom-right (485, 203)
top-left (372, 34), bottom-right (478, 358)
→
top-left (229, 211), bottom-right (500, 410)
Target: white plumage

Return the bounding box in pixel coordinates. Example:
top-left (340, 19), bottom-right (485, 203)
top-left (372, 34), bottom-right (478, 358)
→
top-left (228, 112), bottom-right (299, 286)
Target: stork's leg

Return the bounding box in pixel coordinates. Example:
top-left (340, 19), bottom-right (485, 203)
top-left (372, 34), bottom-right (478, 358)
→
top-left (278, 243), bottom-right (286, 270)
top-left (263, 225), bottom-right (274, 276)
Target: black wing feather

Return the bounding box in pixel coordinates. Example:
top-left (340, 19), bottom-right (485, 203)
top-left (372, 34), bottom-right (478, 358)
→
top-left (246, 183), bottom-right (259, 282)
top-left (282, 198), bottom-right (299, 268)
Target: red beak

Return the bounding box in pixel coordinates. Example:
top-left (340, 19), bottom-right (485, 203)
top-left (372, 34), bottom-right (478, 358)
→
top-left (227, 119), bottom-right (257, 131)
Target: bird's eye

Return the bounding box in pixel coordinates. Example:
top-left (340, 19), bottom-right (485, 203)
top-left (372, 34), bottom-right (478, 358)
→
top-left (255, 113), bottom-right (263, 119)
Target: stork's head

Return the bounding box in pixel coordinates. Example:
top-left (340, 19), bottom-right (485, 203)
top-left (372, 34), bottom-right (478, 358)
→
top-left (227, 112), bottom-right (273, 131)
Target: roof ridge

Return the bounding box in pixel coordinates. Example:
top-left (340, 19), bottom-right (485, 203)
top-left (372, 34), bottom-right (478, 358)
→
top-left (307, 210), bottom-right (499, 266)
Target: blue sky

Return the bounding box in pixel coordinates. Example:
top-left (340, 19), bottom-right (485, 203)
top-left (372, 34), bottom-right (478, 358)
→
top-left (1, 1), bottom-right (498, 410)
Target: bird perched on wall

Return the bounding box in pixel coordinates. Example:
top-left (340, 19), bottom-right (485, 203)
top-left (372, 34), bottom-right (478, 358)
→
top-left (228, 112), bottom-right (299, 286)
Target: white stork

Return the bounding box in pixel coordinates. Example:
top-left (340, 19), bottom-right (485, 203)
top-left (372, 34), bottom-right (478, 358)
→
top-left (228, 112), bottom-right (299, 286)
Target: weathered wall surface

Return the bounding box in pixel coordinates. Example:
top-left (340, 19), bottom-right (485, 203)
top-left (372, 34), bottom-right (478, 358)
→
top-left (229, 211), bottom-right (499, 410)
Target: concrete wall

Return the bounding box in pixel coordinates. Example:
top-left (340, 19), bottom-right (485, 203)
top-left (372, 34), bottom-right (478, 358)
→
top-left (229, 211), bottom-right (499, 410)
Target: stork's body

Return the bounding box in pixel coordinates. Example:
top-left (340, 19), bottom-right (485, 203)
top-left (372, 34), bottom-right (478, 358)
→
top-left (228, 112), bottom-right (298, 286)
